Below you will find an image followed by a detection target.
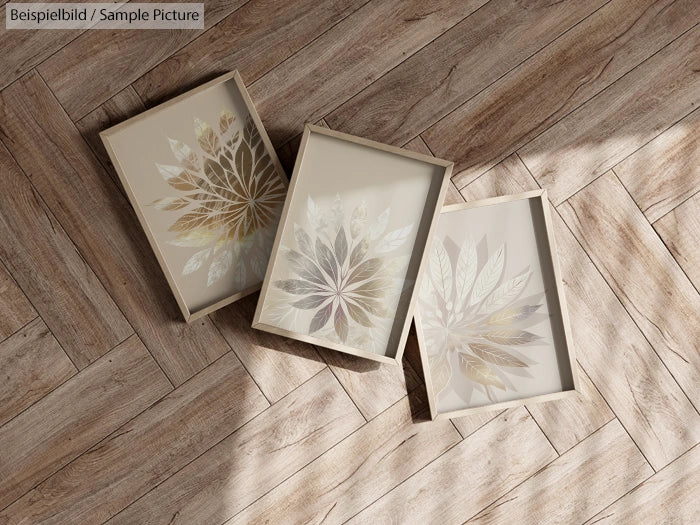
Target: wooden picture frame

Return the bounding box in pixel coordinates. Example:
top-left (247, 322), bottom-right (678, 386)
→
top-left (101, 71), bottom-right (288, 322)
top-left (253, 125), bottom-right (453, 364)
top-left (415, 190), bottom-right (578, 419)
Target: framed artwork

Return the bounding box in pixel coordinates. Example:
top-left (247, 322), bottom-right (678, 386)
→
top-left (253, 125), bottom-right (453, 364)
top-left (101, 71), bottom-right (287, 321)
top-left (415, 190), bottom-right (578, 419)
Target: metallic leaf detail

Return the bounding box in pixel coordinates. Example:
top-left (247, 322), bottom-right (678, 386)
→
top-left (469, 343), bottom-right (527, 367)
top-left (458, 352), bottom-right (505, 390)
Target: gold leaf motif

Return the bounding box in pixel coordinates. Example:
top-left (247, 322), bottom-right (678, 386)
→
top-left (486, 305), bottom-right (540, 326)
top-left (469, 343), bottom-right (527, 367)
top-left (481, 329), bottom-right (539, 346)
top-left (458, 352), bottom-right (505, 390)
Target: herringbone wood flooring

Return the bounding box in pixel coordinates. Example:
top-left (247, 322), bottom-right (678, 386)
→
top-left (0, 1), bottom-right (698, 523)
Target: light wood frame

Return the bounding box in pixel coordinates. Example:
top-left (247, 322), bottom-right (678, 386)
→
top-left (253, 124), bottom-right (453, 364)
top-left (100, 71), bottom-right (287, 322)
top-left (415, 190), bottom-right (579, 419)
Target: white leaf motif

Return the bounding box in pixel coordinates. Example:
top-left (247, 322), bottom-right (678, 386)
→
top-left (155, 163), bottom-right (184, 182)
top-left (369, 207), bottom-right (390, 240)
top-left (168, 230), bottom-right (218, 248)
top-left (480, 270), bottom-right (530, 313)
top-left (375, 224), bottom-right (413, 253)
top-left (454, 237), bottom-right (477, 308)
top-left (183, 248), bottom-right (211, 275)
top-left (469, 244), bottom-right (504, 306)
top-left (306, 196), bottom-right (326, 231)
top-left (207, 248), bottom-right (233, 286)
top-left (430, 240), bottom-right (452, 301)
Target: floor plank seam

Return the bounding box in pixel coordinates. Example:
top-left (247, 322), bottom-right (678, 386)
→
top-left (525, 406), bottom-right (560, 456)
top-left (0, 315), bottom-right (39, 347)
top-left (319, 355), bottom-right (369, 423)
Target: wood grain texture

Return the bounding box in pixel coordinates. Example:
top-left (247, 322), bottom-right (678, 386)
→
top-left (0, 141), bottom-right (132, 367)
top-left (37, 0), bottom-right (249, 120)
top-left (347, 407), bottom-right (557, 524)
top-left (0, 318), bottom-right (75, 426)
top-left (327, 0), bottom-right (607, 146)
top-left (654, 191), bottom-right (700, 289)
top-left (211, 293), bottom-right (326, 403)
top-left (560, 172), bottom-right (700, 410)
top-left (133, 0), bottom-right (368, 107)
top-left (0, 71), bottom-right (231, 386)
top-left (0, 352), bottom-right (268, 524)
top-left (426, 0), bottom-right (698, 188)
top-left (468, 419), bottom-right (653, 524)
top-left (227, 388), bottom-right (461, 525)
top-left (0, 262), bottom-right (35, 341)
top-left (585, 444), bottom-right (700, 524)
top-left (107, 368), bottom-right (363, 525)
top-left (519, 25), bottom-right (700, 205)
top-left (0, 334), bottom-right (171, 510)
top-left (250, 0), bottom-right (487, 146)
top-left (615, 107), bottom-right (700, 222)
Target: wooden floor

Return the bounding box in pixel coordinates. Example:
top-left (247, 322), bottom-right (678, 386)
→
top-left (1, 1), bottom-right (698, 523)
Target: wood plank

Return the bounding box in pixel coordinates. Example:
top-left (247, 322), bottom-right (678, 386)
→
top-left (326, 0), bottom-right (607, 147)
top-left (0, 141), bottom-right (132, 367)
top-left (0, 351), bottom-right (268, 524)
top-left (424, 0), bottom-right (698, 188)
top-left (519, 25), bottom-right (700, 205)
top-left (0, 70), bottom-right (231, 386)
top-left (107, 368), bottom-right (364, 525)
top-left (211, 293), bottom-right (326, 403)
top-left (74, 85), bottom-right (146, 186)
top-left (585, 444), bottom-right (700, 524)
top-left (560, 172), bottom-right (700, 411)
top-left (0, 261), bottom-right (35, 341)
top-left (0, 317), bottom-right (76, 426)
top-left (654, 191), bottom-right (700, 289)
top-left (616, 107), bottom-right (700, 222)
top-left (133, 0), bottom-right (368, 108)
top-left (468, 419), bottom-right (653, 524)
top-left (0, 334), bottom-right (171, 510)
top-left (460, 153), bottom-right (700, 470)
top-left (226, 387), bottom-right (461, 525)
top-left (250, 0), bottom-right (487, 146)
top-left (346, 407), bottom-right (557, 524)
top-left (37, 0), bottom-right (249, 120)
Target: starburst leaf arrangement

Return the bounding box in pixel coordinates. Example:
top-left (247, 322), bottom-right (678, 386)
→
top-left (149, 110), bottom-right (286, 287)
top-left (420, 235), bottom-right (544, 402)
top-left (270, 196), bottom-right (414, 351)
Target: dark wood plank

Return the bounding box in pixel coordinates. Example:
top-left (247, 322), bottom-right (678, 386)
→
top-left (326, 0), bottom-right (607, 147)
top-left (0, 334), bottom-right (172, 510)
top-left (227, 388), bottom-right (461, 525)
top-left (133, 0), bottom-right (368, 108)
top-left (0, 261), bottom-right (36, 341)
top-left (654, 191), bottom-right (700, 289)
top-left (0, 318), bottom-right (76, 426)
top-left (0, 352), bottom-right (268, 524)
top-left (423, 0), bottom-right (697, 187)
top-left (37, 0), bottom-right (250, 120)
top-left (211, 293), bottom-right (326, 403)
top-left (249, 0), bottom-right (487, 146)
top-left (468, 420), bottom-right (653, 524)
top-left (0, 141), bottom-right (132, 367)
top-left (616, 107), bottom-right (700, 223)
top-left (560, 171), bottom-right (700, 411)
top-left (519, 25), bottom-right (700, 205)
top-left (107, 368), bottom-right (363, 525)
top-left (0, 71), bottom-right (231, 386)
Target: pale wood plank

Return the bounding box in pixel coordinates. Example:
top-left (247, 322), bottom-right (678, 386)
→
top-left (585, 444), bottom-right (700, 524)
top-left (468, 419), bottom-right (653, 524)
top-left (107, 368), bottom-right (363, 524)
top-left (460, 153), bottom-right (700, 470)
top-left (0, 141), bottom-right (132, 367)
top-left (0, 317), bottom-right (76, 426)
top-left (346, 407), bottom-right (557, 524)
top-left (0, 70), bottom-right (231, 386)
top-left (133, 0), bottom-right (368, 108)
top-left (211, 293), bottom-right (326, 403)
top-left (0, 334), bottom-right (172, 510)
top-left (519, 25), bottom-right (700, 205)
top-left (74, 85), bottom-right (146, 184)
top-left (0, 261), bottom-right (36, 341)
top-left (560, 172), bottom-right (700, 411)
top-left (450, 409), bottom-right (504, 440)
top-left (226, 387), bottom-right (461, 525)
top-left (37, 0), bottom-right (249, 120)
top-left (654, 191), bottom-right (700, 289)
top-left (326, 0), bottom-right (607, 147)
top-left (250, 0), bottom-right (487, 146)
top-left (616, 107), bottom-right (700, 222)
top-left (424, 0), bottom-right (698, 188)
top-left (0, 352), bottom-right (268, 524)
